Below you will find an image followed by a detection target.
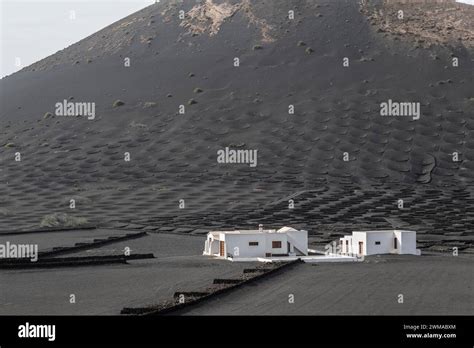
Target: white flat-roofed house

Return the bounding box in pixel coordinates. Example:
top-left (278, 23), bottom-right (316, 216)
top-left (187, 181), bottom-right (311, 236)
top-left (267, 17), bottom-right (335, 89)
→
top-left (203, 226), bottom-right (308, 261)
top-left (340, 230), bottom-right (420, 256)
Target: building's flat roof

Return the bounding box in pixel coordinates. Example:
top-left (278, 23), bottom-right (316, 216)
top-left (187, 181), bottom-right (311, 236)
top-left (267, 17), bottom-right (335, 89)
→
top-left (352, 230), bottom-right (416, 233)
top-left (212, 230), bottom-right (278, 235)
top-left (209, 227), bottom-right (304, 235)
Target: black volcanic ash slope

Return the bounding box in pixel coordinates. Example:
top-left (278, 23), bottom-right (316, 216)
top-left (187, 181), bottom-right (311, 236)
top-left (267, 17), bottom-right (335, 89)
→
top-left (0, 0), bottom-right (473, 249)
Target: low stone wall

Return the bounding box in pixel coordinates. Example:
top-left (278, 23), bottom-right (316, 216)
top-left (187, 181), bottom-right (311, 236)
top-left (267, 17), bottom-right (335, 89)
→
top-left (121, 259), bottom-right (303, 315)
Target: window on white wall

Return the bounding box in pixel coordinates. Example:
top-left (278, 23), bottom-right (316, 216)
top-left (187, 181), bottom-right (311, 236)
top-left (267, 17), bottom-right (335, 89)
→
top-left (375, 241), bottom-right (381, 245)
top-left (272, 241), bottom-right (282, 248)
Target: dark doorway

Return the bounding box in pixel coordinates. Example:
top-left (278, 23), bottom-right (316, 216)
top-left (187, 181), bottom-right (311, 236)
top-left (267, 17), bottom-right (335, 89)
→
top-left (219, 241), bottom-right (225, 256)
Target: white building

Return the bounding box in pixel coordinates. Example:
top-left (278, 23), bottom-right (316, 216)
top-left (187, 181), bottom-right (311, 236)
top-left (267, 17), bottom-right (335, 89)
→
top-left (203, 226), bottom-right (308, 261)
top-left (340, 230), bottom-right (420, 256)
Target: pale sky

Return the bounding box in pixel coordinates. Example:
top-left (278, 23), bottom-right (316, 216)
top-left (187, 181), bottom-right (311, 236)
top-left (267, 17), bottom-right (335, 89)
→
top-left (0, 0), bottom-right (153, 78)
top-left (1, 0), bottom-right (473, 78)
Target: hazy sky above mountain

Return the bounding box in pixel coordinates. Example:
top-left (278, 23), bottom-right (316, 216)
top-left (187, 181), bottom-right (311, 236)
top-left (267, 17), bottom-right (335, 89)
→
top-left (0, 0), bottom-right (152, 78)
top-left (0, 0), bottom-right (473, 78)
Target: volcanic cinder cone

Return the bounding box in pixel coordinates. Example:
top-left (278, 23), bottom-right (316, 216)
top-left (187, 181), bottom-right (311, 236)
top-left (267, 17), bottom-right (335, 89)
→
top-left (0, 0), bottom-right (473, 235)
